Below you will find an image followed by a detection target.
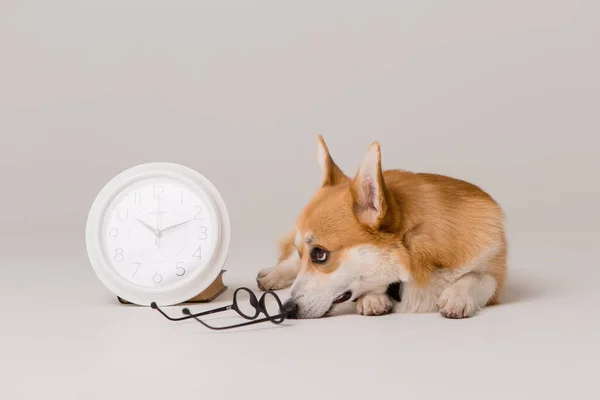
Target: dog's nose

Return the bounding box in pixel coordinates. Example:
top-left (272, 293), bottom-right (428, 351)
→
top-left (283, 299), bottom-right (298, 319)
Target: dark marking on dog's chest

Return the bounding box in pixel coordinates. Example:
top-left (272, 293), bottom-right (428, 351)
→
top-left (386, 281), bottom-right (403, 302)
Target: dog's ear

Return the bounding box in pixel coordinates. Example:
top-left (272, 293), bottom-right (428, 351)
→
top-left (351, 142), bottom-right (396, 230)
top-left (316, 134), bottom-right (349, 187)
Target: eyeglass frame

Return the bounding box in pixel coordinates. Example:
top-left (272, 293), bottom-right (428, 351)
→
top-left (150, 287), bottom-right (288, 330)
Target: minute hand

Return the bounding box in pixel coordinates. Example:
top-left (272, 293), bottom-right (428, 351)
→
top-left (158, 220), bottom-right (193, 236)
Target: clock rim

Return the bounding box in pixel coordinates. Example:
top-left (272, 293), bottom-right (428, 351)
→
top-left (85, 162), bottom-right (231, 306)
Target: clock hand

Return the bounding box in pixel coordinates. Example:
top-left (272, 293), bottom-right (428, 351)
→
top-left (135, 217), bottom-right (158, 236)
top-left (155, 199), bottom-right (161, 247)
top-left (158, 219), bottom-right (193, 236)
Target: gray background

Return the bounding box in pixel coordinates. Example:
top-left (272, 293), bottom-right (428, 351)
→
top-left (1, 1), bottom-right (599, 399)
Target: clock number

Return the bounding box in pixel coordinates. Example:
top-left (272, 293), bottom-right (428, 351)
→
top-left (176, 262), bottom-right (186, 276)
top-left (180, 191), bottom-right (184, 204)
top-left (152, 270), bottom-right (163, 284)
top-left (109, 228), bottom-right (119, 240)
top-left (193, 247), bottom-right (202, 260)
top-left (114, 248), bottom-right (124, 262)
top-left (134, 192), bottom-right (141, 205)
top-left (117, 208), bottom-right (129, 221)
top-left (193, 205), bottom-right (203, 219)
top-left (153, 184), bottom-right (164, 200)
top-left (199, 226), bottom-right (208, 240)
top-left (132, 263), bottom-right (141, 278)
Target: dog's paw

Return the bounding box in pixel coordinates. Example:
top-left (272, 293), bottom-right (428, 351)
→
top-left (356, 293), bottom-right (393, 316)
top-left (256, 266), bottom-right (294, 291)
top-left (437, 288), bottom-right (477, 319)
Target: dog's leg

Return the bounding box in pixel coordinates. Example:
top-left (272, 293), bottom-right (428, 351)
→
top-left (437, 272), bottom-right (497, 318)
top-left (256, 253), bottom-right (300, 291)
top-left (356, 286), bottom-right (394, 316)
top-left (256, 230), bottom-right (300, 291)
top-left (437, 244), bottom-right (506, 318)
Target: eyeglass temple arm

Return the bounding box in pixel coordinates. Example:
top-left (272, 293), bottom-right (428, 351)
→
top-left (184, 304), bottom-right (232, 318)
top-left (182, 309), bottom-right (288, 330)
top-left (151, 302), bottom-right (231, 321)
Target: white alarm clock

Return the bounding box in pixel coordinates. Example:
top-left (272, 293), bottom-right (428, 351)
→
top-left (85, 162), bottom-right (231, 306)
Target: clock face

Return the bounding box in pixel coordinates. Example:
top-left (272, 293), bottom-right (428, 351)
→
top-left (86, 162), bottom-right (231, 306)
top-left (100, 177), bottom-right (219, 289)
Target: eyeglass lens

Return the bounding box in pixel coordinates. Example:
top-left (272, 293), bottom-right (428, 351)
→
top-left (234, 288), bottom-right (260, 319)
top-left (261, 292), bottom-right (284, 321)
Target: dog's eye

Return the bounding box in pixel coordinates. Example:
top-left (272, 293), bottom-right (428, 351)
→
top-left (310, 247), bottom-right (328, 264)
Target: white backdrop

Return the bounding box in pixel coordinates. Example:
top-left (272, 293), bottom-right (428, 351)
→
top-left (1, 1), bottom-right (598, 399)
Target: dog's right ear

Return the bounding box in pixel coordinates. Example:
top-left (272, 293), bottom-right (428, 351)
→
top-left (316, 134), bottom-right (349, 187)
top-left (350, 141), bottom-right (397, 231)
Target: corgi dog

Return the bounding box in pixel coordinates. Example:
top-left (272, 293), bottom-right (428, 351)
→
top-left (257, 135), bottom-right (507, 319)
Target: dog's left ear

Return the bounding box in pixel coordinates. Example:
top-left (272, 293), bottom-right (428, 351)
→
top-left (351, 142), bottom-right (397, 230)
top-left (316, 134), bottom-right (349, 187)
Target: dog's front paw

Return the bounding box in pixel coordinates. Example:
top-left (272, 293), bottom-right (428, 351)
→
top-left (356, 293), bottom-right (393, 316)
top-left (437, 288), bottom-right (477, 319)
top-left (256, 266), bottom-right (294, 291)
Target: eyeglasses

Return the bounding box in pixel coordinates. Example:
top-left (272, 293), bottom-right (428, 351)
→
top-left (150, 287), bottom-right (287, 330)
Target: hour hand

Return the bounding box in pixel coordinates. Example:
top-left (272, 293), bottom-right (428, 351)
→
top-left (135, 217), bottom-right (158, 235)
